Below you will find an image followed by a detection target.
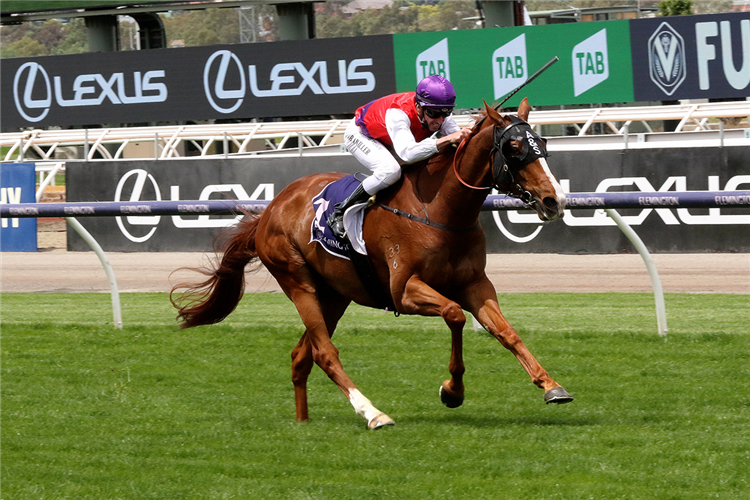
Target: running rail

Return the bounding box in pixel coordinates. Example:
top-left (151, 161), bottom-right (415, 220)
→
top-left (4, 190), bottom-right (749, 335)
top-left (3, 191), bottom-right (750, 218)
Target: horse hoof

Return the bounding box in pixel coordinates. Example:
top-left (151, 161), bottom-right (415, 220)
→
top-left (368, 413), bottom-right (395, 430)
top-left (544, 387), bottom-right (574, 404)
top-left (439, 384), bottom-right (465, 408)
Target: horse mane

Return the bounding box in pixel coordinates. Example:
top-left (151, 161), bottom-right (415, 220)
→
top-left (424, 110), bottom-right (487, 172)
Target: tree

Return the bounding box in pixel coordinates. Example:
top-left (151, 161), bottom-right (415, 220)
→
top-left (659, 0), bottom-right (693, 16)
top-left (51, 19), bottom-right (88, 55)
top-left (315, 0), bottom-right (478, 39)
top-left (1, 35), bottom-right (47, 58)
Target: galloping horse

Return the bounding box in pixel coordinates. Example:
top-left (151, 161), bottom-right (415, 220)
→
top-left (172, 99), bottom-right (573, 429)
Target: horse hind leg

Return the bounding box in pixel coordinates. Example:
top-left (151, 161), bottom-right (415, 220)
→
top-left (286, 281), bottom-right (394, 429)
top-left (291, 290), bottom-right (350, 422)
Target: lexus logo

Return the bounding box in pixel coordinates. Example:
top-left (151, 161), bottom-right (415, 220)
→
top-left (648, 22), bottom-right (687, 96)
top-left (114, 169), bottom-right (162, 243)
top-left (13, 62), bottom-right (52, 122)
top-left (204, 50), bottom-right (246, 114)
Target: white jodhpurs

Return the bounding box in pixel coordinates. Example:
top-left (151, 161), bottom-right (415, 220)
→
top-left (344, 119), bottom-right (402, 195)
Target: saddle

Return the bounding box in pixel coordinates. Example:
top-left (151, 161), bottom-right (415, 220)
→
top-left (310, 174), bottom-right (396, 311)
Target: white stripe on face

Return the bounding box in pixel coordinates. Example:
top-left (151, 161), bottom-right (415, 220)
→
top-left (539, 157), bottom-right (566, 209)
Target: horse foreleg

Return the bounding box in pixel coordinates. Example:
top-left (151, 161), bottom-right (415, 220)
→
top-left (399, 276), bottom-right (467, 408)
top-left (466, 278), bottom-right (573, 404)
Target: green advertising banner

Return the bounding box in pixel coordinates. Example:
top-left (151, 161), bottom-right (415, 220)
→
top-left (393, 21), bottom-right (634, 108)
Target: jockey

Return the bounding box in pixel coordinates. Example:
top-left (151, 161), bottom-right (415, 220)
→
top-left (327, 74), bottom-right (473, 239)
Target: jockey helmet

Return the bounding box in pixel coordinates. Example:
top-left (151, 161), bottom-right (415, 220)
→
top-left (415, 75), bottom-right (456, 111)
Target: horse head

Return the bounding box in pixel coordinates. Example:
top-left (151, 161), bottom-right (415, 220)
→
top-left (472, 98), bottom-right (566, 222)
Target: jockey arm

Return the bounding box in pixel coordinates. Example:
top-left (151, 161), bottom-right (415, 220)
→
top-left (385, 108), bottom-right (467, 164)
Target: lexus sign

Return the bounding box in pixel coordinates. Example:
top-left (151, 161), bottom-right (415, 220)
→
top-left (1, 36), bottom-right (396, 129)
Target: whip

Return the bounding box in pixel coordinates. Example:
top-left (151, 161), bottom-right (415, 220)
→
top-left (494, 56), bottom-right (559, 110)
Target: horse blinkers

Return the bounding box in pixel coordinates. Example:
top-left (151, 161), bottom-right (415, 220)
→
top-left (490, 118), bottom-right (549, 204)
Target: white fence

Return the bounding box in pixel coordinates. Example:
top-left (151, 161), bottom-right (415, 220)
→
top-left (3, 101), bottom-right (749, 164)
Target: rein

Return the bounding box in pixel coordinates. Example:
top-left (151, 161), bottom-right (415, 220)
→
top-left (452, 118), bottom-right (545, 206)
top-left (452, 137), bottom-right (489, 191)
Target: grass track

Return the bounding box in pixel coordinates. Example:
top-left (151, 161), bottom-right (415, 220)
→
top-left (2, 292), bottom-right (749, 499)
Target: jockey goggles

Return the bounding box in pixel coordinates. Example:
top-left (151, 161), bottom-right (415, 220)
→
top-left (422, 106), bottom-right (453, 119)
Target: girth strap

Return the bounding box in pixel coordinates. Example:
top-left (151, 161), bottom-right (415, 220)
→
top-left (378, 204), bottom-right (480, 233)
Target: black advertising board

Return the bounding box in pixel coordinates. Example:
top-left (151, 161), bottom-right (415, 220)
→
top-left (485, 147), bottom-right (750, 253)
top-left (65, 157), bottom-right (362, 251)
top-left (2, 35), bottom-right (396, 129)
top-left (66, 148), bottom-right (750, 253)
top-left (631, 13), bottom-right (750, 101)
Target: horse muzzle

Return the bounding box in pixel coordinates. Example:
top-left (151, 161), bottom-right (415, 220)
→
top-left (536, 193), bottom-right (566, 222)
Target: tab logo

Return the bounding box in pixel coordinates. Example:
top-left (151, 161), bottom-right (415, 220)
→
top-left (492, 34), bottom-right (527, 100)
top-left (648, 22), bottom-right (687, 96)
top-left (572, 29), bottom-right (609, 96)
top-left (416, 38), bottom-right (450, 80)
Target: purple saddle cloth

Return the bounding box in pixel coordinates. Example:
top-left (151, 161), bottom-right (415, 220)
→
top-left (310, 174), bottom-right (362, 260)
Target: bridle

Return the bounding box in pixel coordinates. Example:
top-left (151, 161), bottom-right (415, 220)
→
top-left (453, 116), bottom-right (549, 206)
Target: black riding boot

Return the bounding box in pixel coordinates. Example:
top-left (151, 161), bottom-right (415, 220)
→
top-left (327, 183), bottom-right (370, 239)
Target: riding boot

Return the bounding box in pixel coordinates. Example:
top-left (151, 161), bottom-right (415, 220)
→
top-left (327, 183), bottom-right (370, 239)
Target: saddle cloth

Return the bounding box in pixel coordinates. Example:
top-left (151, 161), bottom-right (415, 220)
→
top-left (310, 174), bottom-right (369, 260)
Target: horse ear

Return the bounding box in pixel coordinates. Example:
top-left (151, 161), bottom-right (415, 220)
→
top-left (518, 97), bottom-right (531, 122)
top-left (483, 99), bottom-right (504, 124)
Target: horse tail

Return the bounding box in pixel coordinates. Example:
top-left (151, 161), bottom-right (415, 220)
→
top-left (170, 214), bottom-right (261, 329)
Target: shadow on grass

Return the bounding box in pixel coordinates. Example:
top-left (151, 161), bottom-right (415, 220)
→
top-left (398, 411), bottom-right (605, 428)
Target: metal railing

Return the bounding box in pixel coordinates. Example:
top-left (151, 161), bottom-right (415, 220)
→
top-left (3, 101), bottom-right (749, 165)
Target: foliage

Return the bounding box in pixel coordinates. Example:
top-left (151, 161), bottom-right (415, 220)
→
top-left (2, 292), bottom-right (749, 499)
top-left (0, 17), bottom-right (88, 58)
top-left (162, 8), bottom-right (239, 47)
top-left (659, 0), bottom-right (693, 16)
top-left (316, 0), bottom-right (478, 38)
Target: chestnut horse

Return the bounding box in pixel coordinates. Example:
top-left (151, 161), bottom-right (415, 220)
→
top-left (172, 99), bottom-right (573, 429)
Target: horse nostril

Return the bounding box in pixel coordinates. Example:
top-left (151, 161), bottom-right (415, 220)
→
top-left (543, 197), bottom-right (558, 212)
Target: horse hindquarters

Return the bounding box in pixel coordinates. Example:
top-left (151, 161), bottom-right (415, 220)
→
top-left (171, 214), bottom-right (261, 328)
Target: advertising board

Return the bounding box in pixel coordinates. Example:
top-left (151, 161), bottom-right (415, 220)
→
top-left (3, 13), bottom-right (748, 130)
top-left (0, 162), bottom-right (37, 251)
top-left (630, 13), bottom-right (750, 101)
top-left (66, 149), bottom-right (750, 253)
top-left (1, 35), bottom-right (396, 129)
top-left (393, 20), bottom-right (634, 108)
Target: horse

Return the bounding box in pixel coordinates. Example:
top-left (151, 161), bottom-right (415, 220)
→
top-left (171, 98), bottom-right (573, 430)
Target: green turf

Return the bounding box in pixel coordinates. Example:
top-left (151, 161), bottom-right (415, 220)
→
top-left (2, 292), bottom-right (749, 499)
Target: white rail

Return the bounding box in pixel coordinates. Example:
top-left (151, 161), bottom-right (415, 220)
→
top-left (3, 101), bottom-right (749, 164)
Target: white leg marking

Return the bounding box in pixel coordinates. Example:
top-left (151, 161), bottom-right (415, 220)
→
top-left (348, 388), bottom-right (381, 423)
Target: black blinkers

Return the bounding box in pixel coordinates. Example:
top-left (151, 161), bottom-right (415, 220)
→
top-left (490, 116), bottom-right (549, 197)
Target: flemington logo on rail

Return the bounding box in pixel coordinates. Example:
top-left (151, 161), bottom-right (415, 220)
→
top-left (648, 22), bottom-right (687, 96)
top-left (203, 49), bottom-right (377, 114)
top-left (12, 61), bottom-right (168, 123)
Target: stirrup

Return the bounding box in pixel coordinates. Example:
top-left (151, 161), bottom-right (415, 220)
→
top-left (327, 212), bottom-right (347, 239)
